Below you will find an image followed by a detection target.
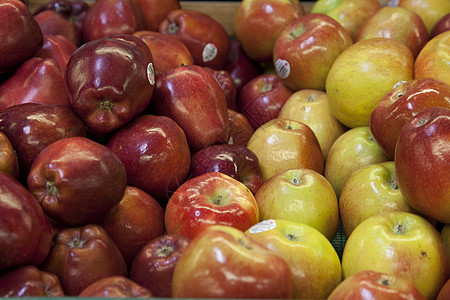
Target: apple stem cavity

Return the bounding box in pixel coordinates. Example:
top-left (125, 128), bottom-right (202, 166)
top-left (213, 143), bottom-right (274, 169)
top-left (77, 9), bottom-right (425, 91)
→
top-left (156, 245), bottom-right (174, 258)
top-left (68, 237), bottom-right (85, 248)
top-left (378, 277), bottom-right (392, 286)
top-left (394, 224), bottom-right (406, 234)
top-left (291, 177), bottom-right (301, 185)
top-left (262, 83), bottom-right (272, 93)
top-left (46, 181), bottom-right (58, 196)
top-left (285, 233), bottom-right (299, 242)
top-left (168, 22), bottom-right (179, 34)
top-left (99, 98), bottom-right (113, 110)
top-left (237, 238), bottom-right (251, 250)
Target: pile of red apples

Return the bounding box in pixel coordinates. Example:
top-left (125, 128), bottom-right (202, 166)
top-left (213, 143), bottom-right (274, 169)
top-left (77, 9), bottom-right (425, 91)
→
top-left (0, 0), bottom-right (449, 298)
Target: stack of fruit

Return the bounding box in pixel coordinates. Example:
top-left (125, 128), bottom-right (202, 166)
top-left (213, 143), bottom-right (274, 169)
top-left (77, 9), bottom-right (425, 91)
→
top-left (0, 0), bottom-right (449, 298)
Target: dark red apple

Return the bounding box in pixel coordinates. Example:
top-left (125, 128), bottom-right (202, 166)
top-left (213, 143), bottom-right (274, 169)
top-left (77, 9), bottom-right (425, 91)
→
top-left (395, 107), bottom-right (450, 223)
top-left (0, 265), bottom-right (64, 297)
top-left (0, 172), bottom-right (52, 270)
top-left (226, 109), bottom-right (255, 146)
top-left (0, 103), bottom-right (87, 181)
top-left (33, 0), bottom-right (90, 29)
top-left (129, 234), bottom-right (190, 298)
top-left (35, 34), bottom-right (78, 71)
top-left (81, 0), bottom-right (145, 43)
top-left (40, 224), bottom-right (128, 296)
top-left (159, 9), bottom-right (230, 70)
top-left (99, 185), bottom-right (165, 268)
top-left (0, 57), bottom-right (71, 113)
top-left (430, 13), bottom-right (450, 39)
top-left (190, 144), bottom-right (264, 195)
top-left (27, 136), bottom-right (127, 226)
top-left (106, 114), bottom-right (191, 201)
top-left (150, 64), bottom-right (229, 152)
top-left (205, 67), bottom-right (237, 111)
top-left (0, 0), bottom-right (43, 73)
top-left (370, 77), bottom-right (450, 159)
top-left (65, 35), bottom-right (154, 134)
top-left (0, 131), bottom-right (19, 179)
top-left (137, 0), bottom-right (181, 31)
top-left (34, 10), bottom-right (82, 46)
top-left (78, 276), bottom-right (153, 297)
top-left (237, 73), bottom-right (293, 130)
top-left (224, 39), bottom-right (264, 95)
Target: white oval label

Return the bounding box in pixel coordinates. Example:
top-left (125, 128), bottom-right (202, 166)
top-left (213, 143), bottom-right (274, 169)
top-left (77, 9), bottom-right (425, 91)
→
top-left (147, 63), bottom-right (155, 85)
top-left (248, 219), bottom-right (277, 234)
top-left (275, 59), bottom-right (290, 79)
top-left (203, 43), bottom-right (218, 63)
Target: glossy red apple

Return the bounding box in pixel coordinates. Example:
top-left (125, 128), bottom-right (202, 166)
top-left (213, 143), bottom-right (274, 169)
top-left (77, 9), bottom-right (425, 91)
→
top-left (226, 109), bottom-right (255, 146)
top-left (0, 57), bottom-right (71, 113)
top-left (0, 131), bottom-right (19, 179)
top-left (0, 0), bottom-right (43, 73)
top-left (437, 278), bottom-right (450, 300)
top-left (99, 186), bottom-right (165, 268)
top-left (0, 265), bottom-right (64, 297)
top-left (159, 9), bottom-right (230, 70)
top-left (237, 73), bottom-right (293, 130)
top-left (328, 270), bottom-right (426, 300)
top-left (395, 107), bottom-right (450, 223)
top-left (27, 136), bottom-right (127, 226)
top-left (370, 77), bottom-right (450, 159)
top-left (0, 172), bottom-right (52, 270)
top-left (205, 67), bottom-right (237, 111)
top-left (78, 276), bottom-right (153, 298)
top-left (106, 114), bottom-right (191, 201)
top-left (273, 13), bottom-right (353, 91)
top-left (0, 103), bottom-right (87, 181)
top-left (133, 30), bottom-right (194, 76)
top-left (164, 172), bottom-right (260, 240)
top-left (137, 0), bottom-right (180, 31)
top-left (35, 34), bottom-right (78, 71)
top-left (129, 234), bottom-right (190, 298)
top-left (81, 0), bottom-right (145, 43)
top-left (34, 10), bottom-right (82, 46)
top-left (150, 64), bottom-right (229, 152)
top-left (65, 35), bottom-right (154, 134)
top-left (224, 39), bottom-right (263, 95)
top-left (189, 144), bottom-right (264, 195)
top-left (431, 13), bottom-right (450, 38)
top-left (40, 224), bottom-right (128, 296)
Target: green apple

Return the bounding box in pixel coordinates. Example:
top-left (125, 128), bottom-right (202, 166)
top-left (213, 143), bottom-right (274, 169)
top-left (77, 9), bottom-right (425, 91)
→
top-left (339, 161), bottom-right (417, 237)
top-left (246, 219), bottom-right (342, 299)
top-left (342, 211), bottom-right (449, 300)
top-left (324, 126), bottom-right (389, 198)
top-left (255, 168), bottom-right (339, 241)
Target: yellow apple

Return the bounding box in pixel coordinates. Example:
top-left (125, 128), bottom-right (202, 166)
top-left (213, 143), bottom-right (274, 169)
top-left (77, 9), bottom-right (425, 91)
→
top-left (339, 161), bottom-right (417, 237)
top-left (278, 89), bottom-right (347, 160)
top-left (246, 219), bottom-right (342, 299)
top-left (246, 118), bottom-right (324, 181)
top-left (396, 0), bottom-right (450, 34)
top-left (342, 211), bottom-right (449, 300)
top-left (325, 38), bottom-right (414, 128)
top-left (324, 126), bottom-right (389, 198)
top-left (254, 168), bottom-right (339, 241)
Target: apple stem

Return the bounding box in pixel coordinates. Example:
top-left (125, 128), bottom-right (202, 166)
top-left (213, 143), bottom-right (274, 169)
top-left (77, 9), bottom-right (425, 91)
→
top-left (394, 224), bottom-right (405, 234)
top-left (379, 278), bottom-right (391, 286)
top-left (285, 233), bottom-right (299, 241)
top-left (213, 194), bottom-right (223, 205)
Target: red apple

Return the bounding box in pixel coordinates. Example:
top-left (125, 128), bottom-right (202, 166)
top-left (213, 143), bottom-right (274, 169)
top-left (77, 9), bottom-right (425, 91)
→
top-left (159, 9), bottom-right (230, 70)
top-left (0, 103), bottom-right (87, 181)
top-left (0, 265), bottom-right (65, 297)
top-left (150, 64), bottom-right (229, 152)
top-left (137, 0), bottom-right (180, 31)
top-left (133, 30), bottom-right (194, 76)
top-left (224, 39), bottom-right (263, 95)
top-left (226, 108), bottom-right (255, 146)
top-left (0, 57), bottom-right (71, 113)
top-left (237, 73), bottom-right (293, 130)
top-left (78, 276), bottom-right (153, 298)
top-left (27, 136), bottom-right (127, 227)
top-left (355, 6), bottom-right (428, 58)
top-left (106, 114), bottom-right (191, 201)
top-left (171, 225), bottom-right (293, 298)
top-left (370, 77), bottom-right (450, 160)
top-left (99, 186), bottom-right (165, 268)
top-left (35, 34), bottom-right (78, 71)
top-left (34, 10), bottom-right (82, 46)
top-left (233, 0), bottom-right (304, 62)
top-left (0, 131), bottom-right (19, 179)
top-left (189, 144), bottom-right (264, 195)
top-left (32, 0), bottom-right (90, 30)
top-left (0, 0), bottom-right (43, 73)
top-left (204, 67), bottom-right (237, 111)
top-left (430, 13), bottom-right (450, 38)
top-left (437, 278), bottom-right (450, 300)
top-left (40, 224), bottom-right (128, 296)
top-left (328, 270), bottom-right (426, 300)
top-left (0, 172), bottom-right (52, 270)
top-left (129, 234), bottom-right (190, 298)
top-left (395, 107), bottom-right (450, 223)
top-left (164, 172), bottom-right (260, 240)
top-left (65, 35), bottom-right (154, 134)
top-left (273, 13), bottom-right (353, 91)
top-left (81, 0), bottom-right (145, 43)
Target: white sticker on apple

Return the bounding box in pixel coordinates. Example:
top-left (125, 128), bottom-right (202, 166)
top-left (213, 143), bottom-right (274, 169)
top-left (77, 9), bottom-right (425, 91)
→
top-left (147, 63), bottom-right (155, 85)
top-left (275, 59), bottom-right (290, 79)
top-left (202, 43), bottom-right (218, 63)
top-left (248, 219), bottom-right (277, 234)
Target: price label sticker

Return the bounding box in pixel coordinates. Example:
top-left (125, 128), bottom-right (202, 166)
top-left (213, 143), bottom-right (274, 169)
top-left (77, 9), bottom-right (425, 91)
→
top-left (248, 219), bottom-right (277, 234)
top-left (275, 59), bottom-right (290, 79)
top-left (203, 43), bottom-right (218, 63)
top-left (147, 63), bottom-right (155, 85)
